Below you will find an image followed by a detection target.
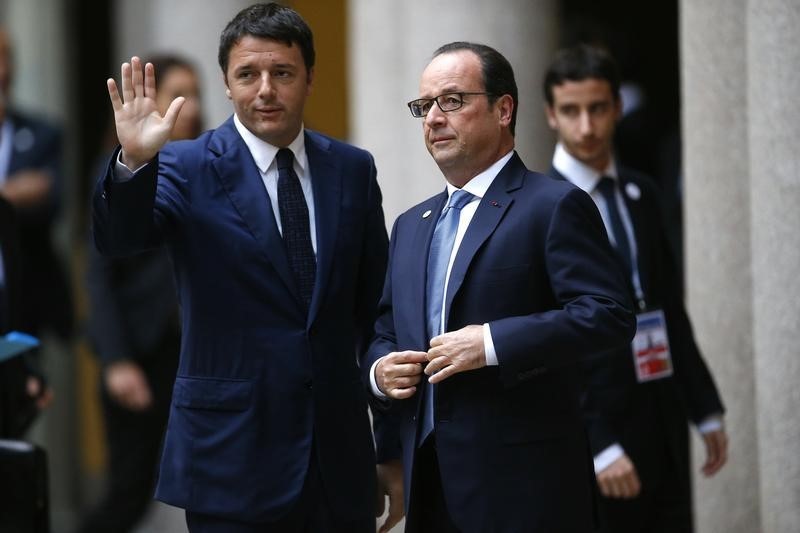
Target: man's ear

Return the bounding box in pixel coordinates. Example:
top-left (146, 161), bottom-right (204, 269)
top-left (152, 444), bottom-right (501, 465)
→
top-left (222, 71), bottom-right (231, 99)
top-left (544, 103), bottom-right (558, 130)
top-left (306, 66), bottom-right (314, 96)
top-left (496, 94), bottom-right (514, 127)
top-left (614, 95), bottom-right (623, 121)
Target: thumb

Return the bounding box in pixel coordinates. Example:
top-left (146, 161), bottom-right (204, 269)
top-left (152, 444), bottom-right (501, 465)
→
top-left (163, 96), bottom-right (186, 126)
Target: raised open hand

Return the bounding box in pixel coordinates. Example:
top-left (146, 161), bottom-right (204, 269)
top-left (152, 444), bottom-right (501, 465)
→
top-left (107, 56), bottom-right (185, 169)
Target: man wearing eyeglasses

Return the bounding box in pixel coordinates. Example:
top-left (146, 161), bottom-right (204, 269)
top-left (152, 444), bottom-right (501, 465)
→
top-left (365, 41), bottom-right (636, 532)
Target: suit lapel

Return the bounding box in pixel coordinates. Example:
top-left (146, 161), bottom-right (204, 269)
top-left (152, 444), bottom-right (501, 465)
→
top-left (305, 132), bottom-right (341, 326)
top-left (211, 121), bottom-right (298, 305)
top-left (443, 155), bottom-right (521, 326)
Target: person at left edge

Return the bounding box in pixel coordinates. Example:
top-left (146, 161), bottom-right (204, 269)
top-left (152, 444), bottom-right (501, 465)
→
top-left (90, 4), bottom-right (389, 532)
top-left (0, 27), bottom-right (73, 341)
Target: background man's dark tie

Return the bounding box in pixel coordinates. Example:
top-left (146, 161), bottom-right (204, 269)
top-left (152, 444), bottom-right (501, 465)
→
top-left (276, 148), bottom-right (315, 310)
top-left (597, 176), bottom-right (633, 282)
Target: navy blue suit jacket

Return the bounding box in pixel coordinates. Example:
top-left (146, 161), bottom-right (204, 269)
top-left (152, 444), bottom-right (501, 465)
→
top-left (367, 153), bottom-right (635, 532)
top-left (92, 118), bottom-right (388, 523)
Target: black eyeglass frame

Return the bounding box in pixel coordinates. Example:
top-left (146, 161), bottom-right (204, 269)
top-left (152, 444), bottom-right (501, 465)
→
top-left (406, 92), bottom-right (494, 118)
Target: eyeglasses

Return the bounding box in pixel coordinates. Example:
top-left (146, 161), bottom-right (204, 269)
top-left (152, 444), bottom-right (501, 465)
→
top-left (407, 92), bottom-right (492, 118)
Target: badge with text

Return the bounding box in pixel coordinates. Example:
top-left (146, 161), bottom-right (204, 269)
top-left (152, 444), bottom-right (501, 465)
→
top-left (631, 309), bottom-right (673, 382)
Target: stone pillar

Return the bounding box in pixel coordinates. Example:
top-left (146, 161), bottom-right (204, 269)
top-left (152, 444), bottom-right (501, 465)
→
top-left (748, 1), bottom-right (800, 531)
top-left (681, 2), bottom-right (757, 530)
top-left (682, 0), bottom-right (800, 531)
top-left (349, 0), bottom-right (559, 227)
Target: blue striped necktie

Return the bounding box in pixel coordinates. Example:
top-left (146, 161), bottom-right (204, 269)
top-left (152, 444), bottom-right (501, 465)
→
top-left (419, 188), bottom-right (474, 445)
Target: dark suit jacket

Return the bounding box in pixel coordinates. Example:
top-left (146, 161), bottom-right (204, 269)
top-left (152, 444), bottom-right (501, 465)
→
top-left (85, 195), bottom-right (179, 365)
top-left (0, 196), bottom-right (42, 438)
top-left (0, 196), bottom-right (21, 333)
top-left (3, 110), bottom-right (73, 338)
top-left (367, 153), bottom-right (636, 532)
top-left (91, 119), bottom-right (388, 523)
top-left (548, 166), bottom-right (724, 488)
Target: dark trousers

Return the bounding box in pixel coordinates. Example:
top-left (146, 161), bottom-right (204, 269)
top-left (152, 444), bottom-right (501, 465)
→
top-left (597, 429), bottom-right (693, 533)
top-left (405, 436), bottom-right (460, 533)
top-left (75, 329), bottom-right (180, 533)
top-left (185, 445), bottom-right (374, 533)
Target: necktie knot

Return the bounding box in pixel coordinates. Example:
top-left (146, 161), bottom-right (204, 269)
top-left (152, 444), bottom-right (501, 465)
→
top-left (448, 189), bottom-right (474, 211)
top-left (596, 176), bottom-right (616, 197)
top-left (276, 148), bottom-right (294, 172)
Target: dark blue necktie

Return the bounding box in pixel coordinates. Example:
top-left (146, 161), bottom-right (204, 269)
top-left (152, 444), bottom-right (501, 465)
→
top-left (420, 188), bottom-right (474, 445)
top-left (597, 176), bottom-right (633, 282)
top-left (276, 148), bottom-right (315, 310)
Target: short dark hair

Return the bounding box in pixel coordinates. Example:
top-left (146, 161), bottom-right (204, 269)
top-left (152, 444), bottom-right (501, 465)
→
top-left (218, 3), bottom-right (315, 77)
top-left (147, 54), bottom-right (198, 90)
top-left (543, 43), bottom-right (620, 106)
top-left (433, 41), bottom-right (518, 136)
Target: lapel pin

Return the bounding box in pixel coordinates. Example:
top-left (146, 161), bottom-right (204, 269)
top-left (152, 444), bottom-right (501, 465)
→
top-left (625, 182), bottom-right (641, 201)
top-left (490, 200), bottom-right (501, 207)
top-left (422, 210), bottom-right (432, 219)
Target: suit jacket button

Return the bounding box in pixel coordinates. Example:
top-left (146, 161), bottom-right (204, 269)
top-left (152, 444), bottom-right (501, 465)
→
top-left (304, 379), bottom-right (313, 390)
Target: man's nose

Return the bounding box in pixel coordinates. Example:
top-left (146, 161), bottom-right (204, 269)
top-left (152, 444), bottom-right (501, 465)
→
top-left (425, 102), bottom-right (446, 127)
top-left (578, 110), bottom-right (593, 135)
top-left (257, 73), bottom-right (275, 98)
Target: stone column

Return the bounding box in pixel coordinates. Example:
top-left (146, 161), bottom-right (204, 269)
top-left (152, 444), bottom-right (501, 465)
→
top-left (682, 2), bottom-right (757, 530)
top-left (348, 0), bottom-right (559, 227)
top-left (747, 1), bottom-right (800, 531)
top-left (682, 0), bottom-right (800, 531)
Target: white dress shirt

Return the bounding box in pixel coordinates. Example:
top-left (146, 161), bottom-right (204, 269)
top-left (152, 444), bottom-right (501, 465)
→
top-left (370, 151), bottom-right (513, 397)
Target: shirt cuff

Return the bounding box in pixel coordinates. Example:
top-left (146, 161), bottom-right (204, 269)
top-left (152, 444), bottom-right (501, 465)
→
top-left (483, 323), bottom-right (498, 366)
top-left (594, 443), bottom-right (625, 473)
top-left (370, 357), bottom-right (387, 398)
top-left (696, 415), bottom-right (724, 434)
top-left (114, 152), bottom-right (148, 182)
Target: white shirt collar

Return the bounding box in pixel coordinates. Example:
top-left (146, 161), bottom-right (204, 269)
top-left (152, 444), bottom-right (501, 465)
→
top-left (445, 150), bottom-right (514, 200)
top-left (552, 142), bottom-right (618, 194)
top-left (233, 114), bottom-right (307, 174)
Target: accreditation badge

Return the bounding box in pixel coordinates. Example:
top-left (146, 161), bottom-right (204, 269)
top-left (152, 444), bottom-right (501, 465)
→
top-left (631, 309), bottom-right (673, 382)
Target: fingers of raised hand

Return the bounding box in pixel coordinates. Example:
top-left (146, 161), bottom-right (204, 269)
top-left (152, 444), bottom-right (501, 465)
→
top-left (116, 57), bottom-right (153, 105)
top-left (107, 78), bottom-right (122, 111)
top-left (131, 56), bottom-right (144, 96)
top-left (144, 61), bottom-right (157, 99)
